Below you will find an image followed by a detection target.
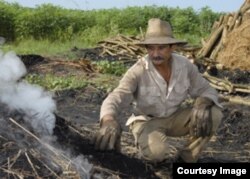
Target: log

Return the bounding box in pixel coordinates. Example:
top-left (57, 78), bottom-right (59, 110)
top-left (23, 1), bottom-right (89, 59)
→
top-left (227, 14), bottom-right (234, 27)
top-left (240, 0), bottom-right (250, 12)
top-left (240, 3), bottom-right (250, 14)
top-left (228, 10), bottom-right (241, 31)
top-left (199, 25), bottom-right (224, 57)
top-left (210, 25), bottom-right (228, 59)
top-left (221, 25), bottom-right (228, 45)
top-left (234, 15), bottom-right (242, 28)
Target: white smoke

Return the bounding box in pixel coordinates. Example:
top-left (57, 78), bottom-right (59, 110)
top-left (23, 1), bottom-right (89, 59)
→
top-left (0, 37), bottom-right (5, 45)
top-left (0, 50), bottom-right (94, 177)
top-left (0, 50), bottom-right (27, 82)
top-left (0, 50), bottom-right (56, 136)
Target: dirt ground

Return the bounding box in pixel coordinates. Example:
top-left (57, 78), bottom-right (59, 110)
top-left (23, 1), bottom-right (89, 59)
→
top-left (1, 51), bottom-right (249, 179)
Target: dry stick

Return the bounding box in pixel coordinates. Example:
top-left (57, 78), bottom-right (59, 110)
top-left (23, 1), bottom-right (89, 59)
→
top-left (25, 152), bottom-right (40, 178)
top-left (0, 167), bottom-right (24, 179)
top-left (93, 165), bottom-right (124, 178)
top-left (8, 150), bottom-right (22, 169)
top-left (29, 151), bottom-right (61, 179)
top-left (8, 118), bottom-right (90, 177)
top-left (219, 95), bottom-right (250, 106)
top-left (0, 134), bottom-right (8, 141)
top-left (203, 73), bottom-right (250, 94)
top-left (8, 118), bottom-right (68, 159)
top-left (7, 157), bottom-right (10, 179)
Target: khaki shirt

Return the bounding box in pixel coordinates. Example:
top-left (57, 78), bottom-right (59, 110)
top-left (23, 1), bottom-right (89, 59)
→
top-left (100, 53), bottom-right (220, 125)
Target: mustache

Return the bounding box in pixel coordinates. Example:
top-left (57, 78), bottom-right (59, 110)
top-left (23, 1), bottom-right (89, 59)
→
top-left (152, 56), bottom-right (164, 61)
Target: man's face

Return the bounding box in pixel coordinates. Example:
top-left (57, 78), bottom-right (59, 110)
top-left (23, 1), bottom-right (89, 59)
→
top-left (146, 44), bottom-right (174, 66)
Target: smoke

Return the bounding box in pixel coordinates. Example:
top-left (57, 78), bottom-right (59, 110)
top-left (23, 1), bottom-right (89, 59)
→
top-left (0, 49), bottom-right (94, 177)
top-left (72, 155), bottom-right (93, 179)
top-left (0, 50), bottom-right (56, 136)
top-left (0, 50), bottom-right (27, 82)
top-left (0, 37), bottom-right (5, 45)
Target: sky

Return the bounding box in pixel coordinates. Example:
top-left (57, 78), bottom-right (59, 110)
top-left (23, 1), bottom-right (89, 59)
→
top-left (4, 0), bottom-right (245, 12)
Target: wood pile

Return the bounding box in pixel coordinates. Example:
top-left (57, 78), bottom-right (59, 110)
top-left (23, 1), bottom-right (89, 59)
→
top-left (98, 34), bottom-right (146, 60)
top-left (203, 72), bottom-right (250, 106)
top-left (197, 0), bottom-right (250, 70)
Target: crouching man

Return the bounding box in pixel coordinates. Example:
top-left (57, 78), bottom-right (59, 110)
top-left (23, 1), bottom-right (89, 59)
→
top-left (93, 18), bottom-right (223, 163)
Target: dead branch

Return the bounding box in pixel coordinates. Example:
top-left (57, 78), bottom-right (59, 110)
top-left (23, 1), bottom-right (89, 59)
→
top-left (25, 152), bottom-right (41, 178)
top-left (203, 72), bottom-right (250, 94)
top-left (0, 167), bottom-right (24, 179)
top-left (219, 95), bottom-right (250, 106)
top-left (98, 35), bottom-right (145, 60)
top-left (8, 118), bottom-right (67, 159)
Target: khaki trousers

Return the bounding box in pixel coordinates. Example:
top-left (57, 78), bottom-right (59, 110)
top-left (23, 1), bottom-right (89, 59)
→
top-left (129, 106), bottom-right (223, 163)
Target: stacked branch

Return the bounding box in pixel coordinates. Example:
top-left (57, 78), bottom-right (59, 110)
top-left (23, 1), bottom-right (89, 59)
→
top-left (204, 72), bottom-right (250, 94)
top-left (98, 34), bottom-right (146, 60)
top-left (203, 72), bottom-right (250, 106)
top-left (198, 0), bottom-right (250, 60)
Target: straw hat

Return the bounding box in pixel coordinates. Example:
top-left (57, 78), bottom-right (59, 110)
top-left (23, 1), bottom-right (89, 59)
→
top-left (137, 18), bottom-right (187, 45)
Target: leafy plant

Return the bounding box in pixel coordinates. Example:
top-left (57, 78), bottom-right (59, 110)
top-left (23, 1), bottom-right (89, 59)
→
top-left (94, 60), bottom-right (127, 76)
top-left (25, 74), bottom-right (88, 91)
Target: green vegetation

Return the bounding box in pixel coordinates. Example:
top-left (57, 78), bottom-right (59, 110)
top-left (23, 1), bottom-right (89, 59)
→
top-left (25, 74), bottom-right (88, 91)
top-left (25, 73), bottom-right (120, 92)
top-left (94, 61), bottom-right (128, 76)
top-left (2, 39), bottom-right (86, 56)
top-left (0, 1), bottom-right (222, 50)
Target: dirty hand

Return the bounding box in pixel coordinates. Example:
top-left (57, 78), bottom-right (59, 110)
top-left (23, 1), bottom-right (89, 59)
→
top-left (93, 115), bottom-right (122, 151)
top-left (189, 97), bottom-right (214, 137)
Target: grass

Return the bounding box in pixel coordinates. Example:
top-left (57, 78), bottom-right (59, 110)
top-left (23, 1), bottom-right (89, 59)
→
top-left (1, 38), bottom-right (126, 92)
top-left (89, 73), bottom-right (120, 92)
top-left (25, 74), bottom-right (88, 91)
top-left (2, 38), bottom-right (91, 56)
top-left (94, 60), bottom-right (128, 76)
top-left (25, 72), bottom-right (121, 92)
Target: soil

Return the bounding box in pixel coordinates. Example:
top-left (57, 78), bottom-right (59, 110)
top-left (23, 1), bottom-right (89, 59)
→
top-left (0, 51), bottom-right (249, 179)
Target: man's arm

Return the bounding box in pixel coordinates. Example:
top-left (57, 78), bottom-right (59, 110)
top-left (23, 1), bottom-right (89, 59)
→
top-left (94, 64), bottom-right (141, 151)
top-left (100, 65), bottom-right (140, 121)
top-left (187, 62), bottom-right (222, 137)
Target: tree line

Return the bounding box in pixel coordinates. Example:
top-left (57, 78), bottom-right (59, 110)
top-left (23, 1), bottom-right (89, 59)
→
top-left (0, 1), bottom-right (222, 45)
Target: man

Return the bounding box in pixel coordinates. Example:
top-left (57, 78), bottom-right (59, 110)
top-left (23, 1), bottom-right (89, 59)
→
top-left (93, 18), bottom-right (223, 163)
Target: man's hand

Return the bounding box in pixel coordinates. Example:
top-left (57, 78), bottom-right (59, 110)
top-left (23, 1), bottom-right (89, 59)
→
top-left (189, 97), bottom-right (214, 137)
top-left (93, 115), bottom-right (122, 151)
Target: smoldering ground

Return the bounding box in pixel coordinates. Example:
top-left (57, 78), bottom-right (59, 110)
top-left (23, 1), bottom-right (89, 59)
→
top-left (0, 50), bottom-right (94, 178)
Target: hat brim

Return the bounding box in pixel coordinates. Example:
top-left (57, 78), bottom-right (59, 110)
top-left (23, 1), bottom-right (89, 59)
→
top-left (135, 37), bottom-right (187, 46)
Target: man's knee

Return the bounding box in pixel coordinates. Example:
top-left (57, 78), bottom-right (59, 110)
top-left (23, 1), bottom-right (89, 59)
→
top-left (138, 131), bottom-right (177, 162)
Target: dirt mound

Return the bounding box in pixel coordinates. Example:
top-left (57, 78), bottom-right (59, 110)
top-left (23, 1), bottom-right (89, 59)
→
top-left (217, 20), bottom-right (250, 70)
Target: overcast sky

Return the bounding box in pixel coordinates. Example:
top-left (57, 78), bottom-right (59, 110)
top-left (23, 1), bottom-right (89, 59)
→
top-left (4, 0), bottom-right (245, 12)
